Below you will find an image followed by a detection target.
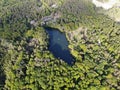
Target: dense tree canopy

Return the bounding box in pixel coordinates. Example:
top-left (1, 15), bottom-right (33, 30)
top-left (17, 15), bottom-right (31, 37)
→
top-left (0, 0), bottom-right (120, 90)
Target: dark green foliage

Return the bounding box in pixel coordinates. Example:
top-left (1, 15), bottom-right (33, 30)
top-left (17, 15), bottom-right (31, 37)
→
top-left (0, 0), bottom-right (120, 90)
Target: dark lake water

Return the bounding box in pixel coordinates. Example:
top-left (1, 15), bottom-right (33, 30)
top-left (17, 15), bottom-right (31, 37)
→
top-left (45, 27), bottom-right (75, 65)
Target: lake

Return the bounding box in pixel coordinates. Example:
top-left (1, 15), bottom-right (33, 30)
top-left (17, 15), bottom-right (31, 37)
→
top-left (45, 27), bottom-right (75, 65)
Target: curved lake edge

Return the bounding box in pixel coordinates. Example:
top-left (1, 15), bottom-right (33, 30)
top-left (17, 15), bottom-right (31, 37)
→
top-left (43, 26), bottom-right (75, 65)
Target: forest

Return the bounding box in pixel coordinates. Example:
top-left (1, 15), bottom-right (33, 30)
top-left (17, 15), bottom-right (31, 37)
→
top-left (0, 0), bottom-right (120, 90)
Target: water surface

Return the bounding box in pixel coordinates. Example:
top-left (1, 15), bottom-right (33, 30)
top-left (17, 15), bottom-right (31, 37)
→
top-left (45, 27), bottom-right (75, 65)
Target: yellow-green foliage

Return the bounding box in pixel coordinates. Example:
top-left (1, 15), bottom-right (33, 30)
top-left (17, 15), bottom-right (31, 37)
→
top-left (0, 0), bottom-right (120, 90)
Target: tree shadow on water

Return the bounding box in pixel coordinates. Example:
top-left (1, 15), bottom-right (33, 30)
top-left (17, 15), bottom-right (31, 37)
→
top-left (49, 43), bottom-right (75, 65)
